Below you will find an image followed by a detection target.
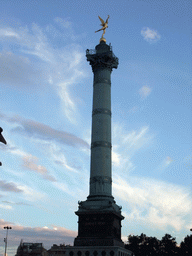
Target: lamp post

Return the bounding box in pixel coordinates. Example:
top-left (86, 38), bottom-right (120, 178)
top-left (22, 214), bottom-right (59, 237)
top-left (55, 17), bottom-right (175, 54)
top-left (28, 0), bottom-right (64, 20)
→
top-left (4, 226), bottom-right (12, 256)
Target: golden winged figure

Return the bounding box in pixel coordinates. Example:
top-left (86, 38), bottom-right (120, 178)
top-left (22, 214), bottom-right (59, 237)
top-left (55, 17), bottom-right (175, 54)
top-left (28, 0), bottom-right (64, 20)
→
top-left (95, 15), bottom-right (110, 40)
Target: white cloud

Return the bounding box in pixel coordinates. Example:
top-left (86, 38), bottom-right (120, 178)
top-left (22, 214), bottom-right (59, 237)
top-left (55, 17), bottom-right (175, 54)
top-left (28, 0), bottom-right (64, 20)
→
top-left (54, 181), bottom-right (87, 201)
top-left (113, 175), bottom-right (192, 231)
top-left (113, 124), bottom-right (153, 153)
top-left (58, 81), bottom-right (77, 124)
top-left (141, 27), bottom-right (161, 43)
top-left (48, 144), bottom-right (79, 173)
top-left (0, 141), bottom-right (27, 158)
top-left (17, 185), bottom-right (45, 202)
top-left (185, 222), bottom-right (192, 231)
top-left (112, 123), bottom-right (154, 176)
top-left (22, 155), bottom-right (56, 182)
top-left (54, 17), bottom-right (72, 29)
top-left (112, 150), bottom-right (121, 166)
top-left (139, 85), bottom-right (152, 99)
top-left (122, 126), bottom-right (150, 147)
top-left (0, 28), bottom-right (20, 38)
top-left (121, 236), bottom-right (128, 243)
top-left (0, 204), bottom-right (12, 210)
top-left (53, 182), bottom-right (72, 195)
top-left (158, 156), bottom-right (174, 170)
top-left (0, 20), bottom-right (86, 123)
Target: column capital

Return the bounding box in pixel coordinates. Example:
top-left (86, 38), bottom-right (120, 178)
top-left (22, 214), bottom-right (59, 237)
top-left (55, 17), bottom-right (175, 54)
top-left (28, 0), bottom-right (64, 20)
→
top-left (86, 42), bottom-right (119, 72)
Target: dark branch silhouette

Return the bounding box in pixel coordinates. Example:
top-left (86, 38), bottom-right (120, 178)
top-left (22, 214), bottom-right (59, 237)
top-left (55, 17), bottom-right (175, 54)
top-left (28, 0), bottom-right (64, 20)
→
top-left (0, 127), bottom-right (7, 166)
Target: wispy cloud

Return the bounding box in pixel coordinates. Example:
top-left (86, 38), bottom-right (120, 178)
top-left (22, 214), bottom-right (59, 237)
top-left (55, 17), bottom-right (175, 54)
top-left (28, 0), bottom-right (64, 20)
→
top-left (0, 140), bottom-right (28, 158)
top-left (2, 200), bottom-right (31, 206)
top-left (0, 20), bottom-right (86, 123)
top-left (128, 106), bottom-right (139, 115)
top-left (139, 85), bottom-right (152, 99)
top-left (58, 80), bottom-right (78, 124)
top-left (22, 155), bottom-right (56, 182)
top-left (113, 176), bottom-right (192, 231)
top-left (112, 150), bottom-right (121, 167)
top-left (49, 146), bottom-right (80, 173)
top-left (0, 133), bottom-right (56, 182)
top-left (54, 17), bottom-right (72, 29)
top-left (112, 123), bottom-right (154, 176)
top-left (17, 185), bottom-right (45, 202)
top-left (164, 156), bottom-right (173, 166)
top-left (0, 52), bottom-right (43, 87)
top-left (0, 180), bottom-right (23, 193)
top-left (0, 204), bottom-right (13, 210)
top-left (111, 123), bottom-right (190, 232)
top-left (158, 156), bottom-right (174, 170)
top-left (113, 124), bottom-right (153, 153)
top-left (0, 28), bottom-right (20, 38)
top-left (0, 112), bottom-right (89, 149)
top-left (141, 27), bottom-right (161, 43)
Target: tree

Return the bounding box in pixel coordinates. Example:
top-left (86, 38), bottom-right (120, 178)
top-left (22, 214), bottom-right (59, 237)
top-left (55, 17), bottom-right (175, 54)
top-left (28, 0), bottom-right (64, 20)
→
top-left (126, 233), bottom-right (190, 255)
top-left (125, 234), bottom-right (141, 256)
top-left (159, 234), bottom-right (177, 256)
top-left (180, 235), bottom-right (192, 255)
top-left (142, 236), bottom-right (160, 256)
top-left (125, 233), bottom-right (161, 256)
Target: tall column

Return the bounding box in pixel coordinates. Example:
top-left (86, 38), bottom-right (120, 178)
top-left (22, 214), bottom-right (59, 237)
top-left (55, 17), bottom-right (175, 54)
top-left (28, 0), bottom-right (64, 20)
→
top-left (74, 40), bottom-right (124, 248)
top-left (87, 41), bottom-right (118, 199)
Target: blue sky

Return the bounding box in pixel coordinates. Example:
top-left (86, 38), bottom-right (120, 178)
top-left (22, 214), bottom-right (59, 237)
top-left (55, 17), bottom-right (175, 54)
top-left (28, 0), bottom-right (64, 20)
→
top-left (0, 0), bottom-right (191, 255)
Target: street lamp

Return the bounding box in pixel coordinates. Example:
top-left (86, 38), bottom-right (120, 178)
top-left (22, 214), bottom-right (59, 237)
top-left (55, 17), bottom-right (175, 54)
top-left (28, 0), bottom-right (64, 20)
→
top-left (4, 226), bottom-right (12, 256)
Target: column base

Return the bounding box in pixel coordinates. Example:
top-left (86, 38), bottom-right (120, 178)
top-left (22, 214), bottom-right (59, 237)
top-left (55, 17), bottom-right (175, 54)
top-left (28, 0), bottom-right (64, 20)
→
top-left (75, 210), bottom-right (124, 248)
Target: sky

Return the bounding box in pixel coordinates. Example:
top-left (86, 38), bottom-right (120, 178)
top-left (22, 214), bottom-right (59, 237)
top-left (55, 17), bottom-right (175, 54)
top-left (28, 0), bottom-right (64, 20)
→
top-left (0, 0), bottom-right (191, 255)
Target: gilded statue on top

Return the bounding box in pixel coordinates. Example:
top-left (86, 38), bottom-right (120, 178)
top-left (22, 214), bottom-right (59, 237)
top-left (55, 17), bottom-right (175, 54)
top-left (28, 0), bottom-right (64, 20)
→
top-left (95, 15), bottom-right (110, 42)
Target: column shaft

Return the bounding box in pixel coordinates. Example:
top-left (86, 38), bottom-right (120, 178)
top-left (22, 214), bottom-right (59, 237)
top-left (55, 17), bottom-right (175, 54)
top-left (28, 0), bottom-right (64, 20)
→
top-left (90, 68), bottom-right (112, 196)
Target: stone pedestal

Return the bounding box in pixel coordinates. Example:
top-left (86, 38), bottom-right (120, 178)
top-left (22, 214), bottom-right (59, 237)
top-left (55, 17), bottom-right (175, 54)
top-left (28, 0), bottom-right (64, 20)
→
top-left (74, 211), bottom-right (124, 247)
